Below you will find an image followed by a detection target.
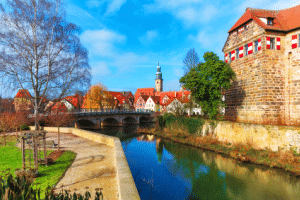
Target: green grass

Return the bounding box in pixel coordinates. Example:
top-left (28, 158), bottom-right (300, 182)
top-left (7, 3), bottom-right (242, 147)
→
top-left (0, 136), bottom-right (77, 199)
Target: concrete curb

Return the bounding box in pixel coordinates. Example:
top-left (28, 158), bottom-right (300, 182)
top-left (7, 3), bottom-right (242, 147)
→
top-left (29, 126), bottom-right (140, 200)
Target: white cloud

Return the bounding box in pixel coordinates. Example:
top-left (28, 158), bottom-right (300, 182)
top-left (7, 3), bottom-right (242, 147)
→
top-left (80, 29), bottom-right (126, 57)
top-left (113, 52), bottom-right (148, 71)
top-left (86, 0), bottom-right (103, 9)
top-left (139, 30), bottom-right (159, 44)
top-left (91, 62), bottom-right (111, 77)
top-left (66, 3), bottom-right (103, 29)
top-left (143, 0), bottom-right (217, 25)
top-left (105, 0), bottom-right (127, 16)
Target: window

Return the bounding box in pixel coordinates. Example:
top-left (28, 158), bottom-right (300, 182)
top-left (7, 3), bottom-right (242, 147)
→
top-left (298, 34), bottom-right (300, 48)
top-left (245, 44), bottom-right (248, 56)
top-left (236, 48), bottom-right (239, 59)
top-left (254, 40), bottom-right (258, 52)
top-left (229, 52), bottom-right (231, 62)
top-left (267, 18), bottom-right (273, 25)
top-left (244, 25), bottom-right (247, 30)
top-left (270, 38), bottom-right (275, 49)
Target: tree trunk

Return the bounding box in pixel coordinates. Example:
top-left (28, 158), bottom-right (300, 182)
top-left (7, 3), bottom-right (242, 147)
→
top-left (15, 128), bottom-right (18, 141)
top-left (58, 126), bottom-right (60, 151)
top-left (3, 132), bottom-right (6, 146)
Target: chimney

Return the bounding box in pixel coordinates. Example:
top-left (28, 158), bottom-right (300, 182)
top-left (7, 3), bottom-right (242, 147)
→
top-left (175, 91), bottom-right (177, 97)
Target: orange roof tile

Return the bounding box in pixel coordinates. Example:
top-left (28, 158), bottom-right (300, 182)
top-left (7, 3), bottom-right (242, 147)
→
top-left (15, 89), bottom-right (31, 98)
top-left (228, 5), bottom-right (300, 33)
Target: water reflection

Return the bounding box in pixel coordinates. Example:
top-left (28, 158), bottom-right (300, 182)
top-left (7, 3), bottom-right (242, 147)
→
top-left (93, 127), bottom-right (300, 200)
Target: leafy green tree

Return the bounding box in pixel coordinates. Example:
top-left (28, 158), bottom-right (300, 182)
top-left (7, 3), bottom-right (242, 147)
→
top-left (180, 52), bottom-right (235, 119)
top-left (183, 48), bottom-right (200, 74)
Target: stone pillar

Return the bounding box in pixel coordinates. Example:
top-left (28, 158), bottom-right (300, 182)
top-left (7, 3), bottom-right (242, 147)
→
top-left (95, 119), bottom-right (101, 129)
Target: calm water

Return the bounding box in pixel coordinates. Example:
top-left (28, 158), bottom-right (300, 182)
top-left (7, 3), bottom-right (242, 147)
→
top-left (93, 125), bottom-right (300, 200)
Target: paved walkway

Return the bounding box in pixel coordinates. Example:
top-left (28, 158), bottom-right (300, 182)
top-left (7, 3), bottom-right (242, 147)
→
top-left (45, 132), bottom-right (119, 200)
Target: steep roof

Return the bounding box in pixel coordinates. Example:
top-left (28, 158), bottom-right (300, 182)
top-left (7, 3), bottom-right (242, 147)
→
top-left (15, 89), bottom-right (31, 98)
top-left (228, 4), bottom-right (300, 33)
top-left (140, 95), bottom-right (149, 102)
top-left (134, 88), bottom-right (155, 102)
top-left (149, 96), bottom-right (160, 104)
top-left (109, 91), bottom-right (129, 104)
top-left (64, 93), bottom-right (83, 107)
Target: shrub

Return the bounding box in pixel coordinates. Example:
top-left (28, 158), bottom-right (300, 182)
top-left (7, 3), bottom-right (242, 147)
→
top-left (160, 113), bottom-right (204, 135)
top-left (0, 173), bottom-right (104, 199)
top-left (21, 124), bottom-right (30, 130)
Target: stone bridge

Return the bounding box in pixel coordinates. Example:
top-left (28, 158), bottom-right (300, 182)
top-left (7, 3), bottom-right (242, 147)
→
top-left (71, 109), bottom-right (154, 129)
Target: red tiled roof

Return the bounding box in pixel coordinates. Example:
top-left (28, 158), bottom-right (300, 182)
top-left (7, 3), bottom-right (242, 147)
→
top-left (109, 91), bottom-right (130, 105)
top-left (64, 94), bottom-right (83, 107)
top-left (15, 89), bottom-right (31, 98)
top-left (228, 5), bottom-right (300, 33)
top-left (52, 102), bottom-right (67, 110)
top-left (134, 88), bottom-right (155, 103)
top-left (149, 96), bottom-right (160, 104)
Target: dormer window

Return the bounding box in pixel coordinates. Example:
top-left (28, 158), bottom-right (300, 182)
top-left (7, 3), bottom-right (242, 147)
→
top-left (267, 18), bottom-right (274, 25)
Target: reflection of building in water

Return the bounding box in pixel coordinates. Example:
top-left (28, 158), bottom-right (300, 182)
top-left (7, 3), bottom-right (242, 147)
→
top-left (136, 134), bottom-right (155, 142)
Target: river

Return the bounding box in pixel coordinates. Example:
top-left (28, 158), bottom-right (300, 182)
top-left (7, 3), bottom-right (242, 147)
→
top-left (92, 125), bottom-right (300, 200)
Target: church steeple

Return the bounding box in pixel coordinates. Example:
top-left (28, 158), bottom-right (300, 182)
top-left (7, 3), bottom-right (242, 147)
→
top-left (155, 63), bottom-right (163, 92)
top-left (156, 62), bottom-right (162, 80)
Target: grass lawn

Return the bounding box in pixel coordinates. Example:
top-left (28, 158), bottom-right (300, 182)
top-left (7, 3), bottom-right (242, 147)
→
top-left (0, 135), bottom-right (76, 199)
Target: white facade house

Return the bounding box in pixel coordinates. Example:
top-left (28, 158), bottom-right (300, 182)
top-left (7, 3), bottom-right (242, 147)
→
top-left (166, 98), bottom-right (202, 116)
top-left (145, 96), bottom-right (160, 112)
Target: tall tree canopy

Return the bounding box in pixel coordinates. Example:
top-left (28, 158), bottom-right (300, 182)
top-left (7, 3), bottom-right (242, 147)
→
top-left (85, 83), bottom-right (114, 110)
top-left (183, 48), bottom-right (200, 74)
top-left (0, 0), bottom-right (91, 129)
top-left (180, 52), bottom-right (236, 119)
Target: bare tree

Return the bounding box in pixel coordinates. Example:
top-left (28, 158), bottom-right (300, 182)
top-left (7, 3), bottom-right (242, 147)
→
top-left (0, 0), bottom-right (91, 130)
top-left (183, 48), bottom-right (200, 74)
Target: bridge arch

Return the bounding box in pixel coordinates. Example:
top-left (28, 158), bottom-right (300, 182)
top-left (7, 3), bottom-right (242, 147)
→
top-left (102, 117), bottom-right (120, 126)
top-left (139, 116), bottom-right (149, 124)
top-left (123, 116), bottom-right (137, 124)
top-left (75, 119), bottom-right (95, 129)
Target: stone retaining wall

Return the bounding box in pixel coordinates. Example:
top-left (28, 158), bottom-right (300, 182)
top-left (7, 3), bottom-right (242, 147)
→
top-left (202, 121), bottom-right (300, 152)
top-left (29, 126), bottom-right (140, 200)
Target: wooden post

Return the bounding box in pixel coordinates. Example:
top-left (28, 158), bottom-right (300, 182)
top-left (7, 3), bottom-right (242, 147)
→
top-left (34, 136), bottom-right (38, 170)
top-left (44, 134), bottom-right (47, 166)
top-left (22, 137), bottom-right (25, 170)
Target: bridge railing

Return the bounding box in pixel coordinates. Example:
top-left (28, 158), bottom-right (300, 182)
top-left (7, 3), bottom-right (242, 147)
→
top-left (28, 108), bottom-right (153, 118)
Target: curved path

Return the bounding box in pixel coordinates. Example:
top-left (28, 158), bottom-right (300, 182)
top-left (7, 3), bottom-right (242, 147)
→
top-left (46, 132), bottom-right (119, 200)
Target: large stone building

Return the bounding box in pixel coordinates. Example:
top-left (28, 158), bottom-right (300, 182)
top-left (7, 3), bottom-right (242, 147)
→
top-left (223, 5), bottom-right (300, 125)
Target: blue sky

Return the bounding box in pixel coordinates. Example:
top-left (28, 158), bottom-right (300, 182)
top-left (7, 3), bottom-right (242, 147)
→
top-left (2, 0), bottom-right (300, 97)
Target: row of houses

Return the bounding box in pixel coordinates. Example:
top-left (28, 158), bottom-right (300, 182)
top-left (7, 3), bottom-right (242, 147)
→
top-left (134, 88), bottom-right (202, 115)
top-left (6, 87), bottom-right (201, 116)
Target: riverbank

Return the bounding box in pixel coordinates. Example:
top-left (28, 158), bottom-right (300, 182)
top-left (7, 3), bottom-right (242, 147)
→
top-left (137, 126), bottom-right (300, 177)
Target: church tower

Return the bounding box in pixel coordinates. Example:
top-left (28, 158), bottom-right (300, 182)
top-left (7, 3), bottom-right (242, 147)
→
top-left (155, 63), bottom-right (163, 92)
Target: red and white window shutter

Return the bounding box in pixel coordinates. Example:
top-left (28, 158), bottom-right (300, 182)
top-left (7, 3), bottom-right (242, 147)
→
top-left (239, 46), bottom-right (243, 58)
top-left (258, 38), bottom-right (261, 50)
top-left (292, 35), bottom-right (297, 49)
top-left (276, 37), bottom-right (281, 50)
top-left (225, 53), bottom-right (228, 63)
top-left (231, 50), bottom-right (235, 61)
top-left (248, 42), bottom-right (253, 54)
top-left (266, 37), bottom-right (270, 49)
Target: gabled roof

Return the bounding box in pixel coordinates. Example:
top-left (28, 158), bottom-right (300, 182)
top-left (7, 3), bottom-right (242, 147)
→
top-left (140, 95), bottom-right (149, 102)
top-left (15, 89), bottom-right (31, 98)
top-left (228, 4), bottom-right (300, 33)
top-left (148, 96), bottom-right (160, 104)
top-left (134, 88), bottom-right (155, 102)
top-left (109, 91), bottom-right (129, 104)
top-left (64, 93), bottom-right (83, 107)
